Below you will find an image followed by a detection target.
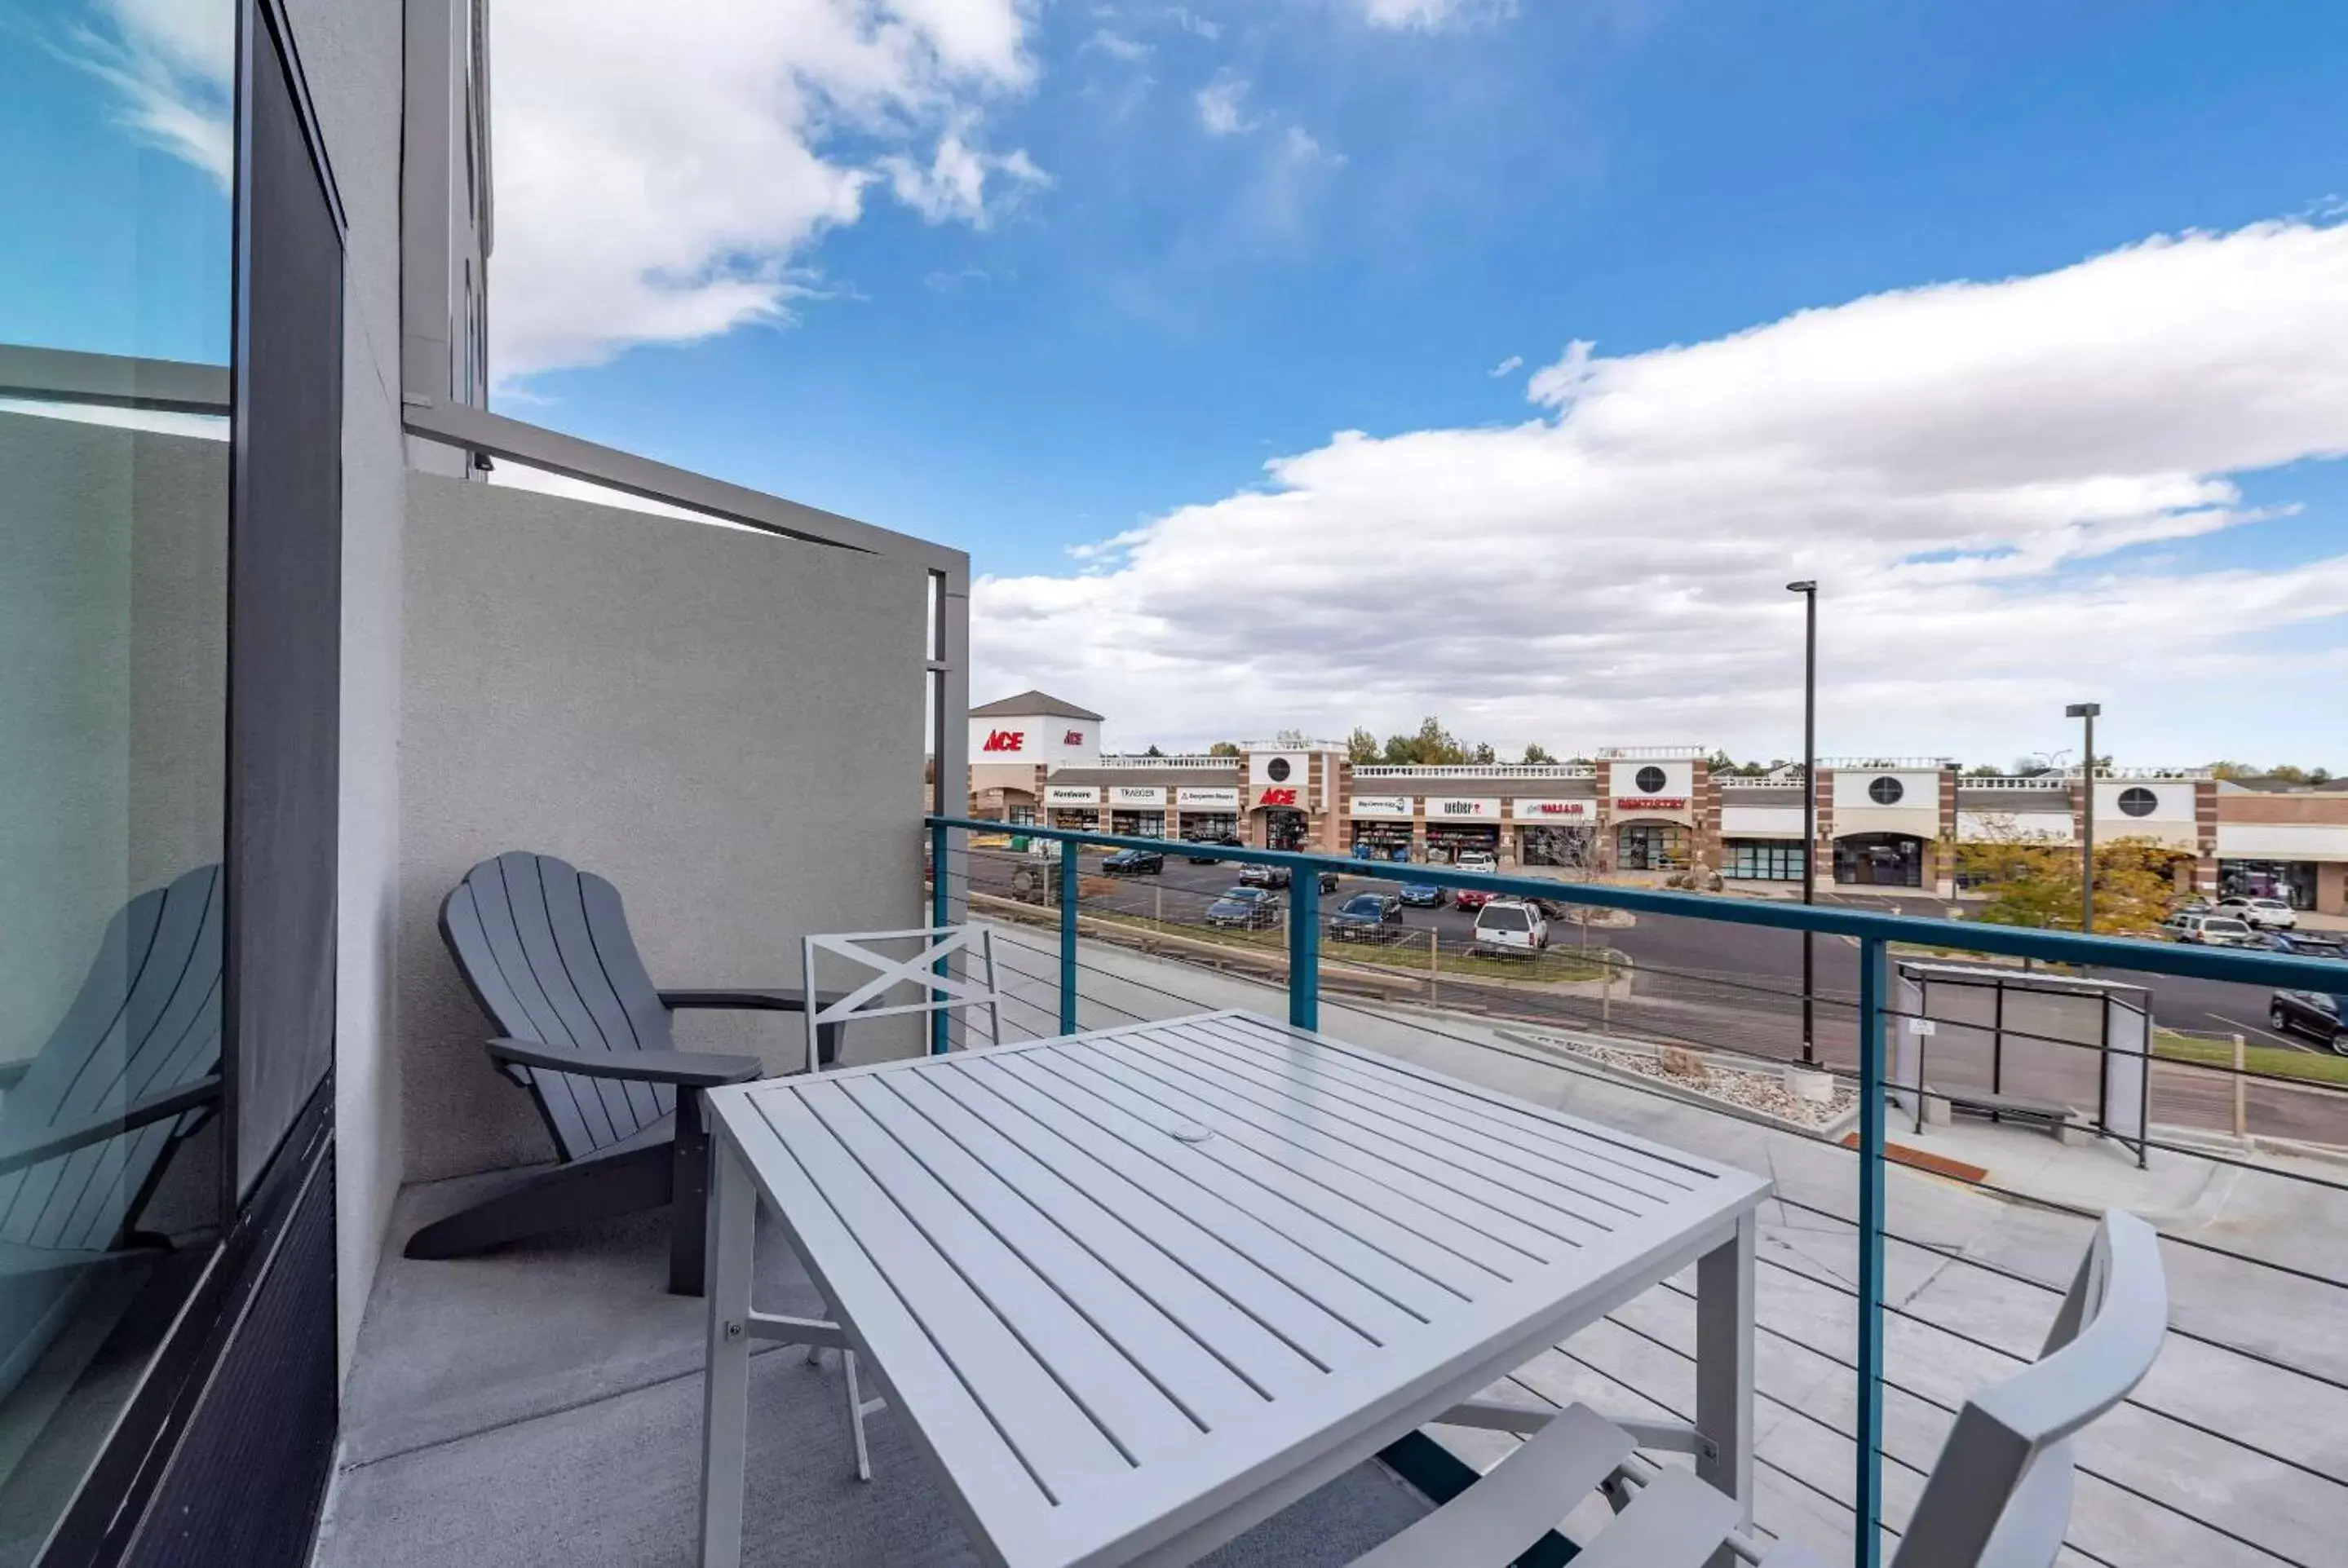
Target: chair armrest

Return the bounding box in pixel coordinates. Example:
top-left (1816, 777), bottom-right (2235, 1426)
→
top-left (0, 1075), bottom-right (223, 1177)
top-left (485, 1038), bottom-right (762, 1089)
top-left (657, 988), bottom-right (851, 1014)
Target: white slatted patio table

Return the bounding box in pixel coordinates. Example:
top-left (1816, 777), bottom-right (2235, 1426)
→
top-left (696, 1009), bottom-right (1772, 1568)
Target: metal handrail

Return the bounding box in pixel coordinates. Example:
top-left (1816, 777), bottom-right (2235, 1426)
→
top-left (925, 810), bottom-right (2345, 1568)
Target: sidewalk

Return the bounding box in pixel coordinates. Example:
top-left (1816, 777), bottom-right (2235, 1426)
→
top-left (988, 924), bottom-right (2348, 1566)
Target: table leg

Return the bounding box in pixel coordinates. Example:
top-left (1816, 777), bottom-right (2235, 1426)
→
top-left (698, 1133), bottom-right (755, 1567)
top-left (1696, 1208), bottom-right (1757, 1564)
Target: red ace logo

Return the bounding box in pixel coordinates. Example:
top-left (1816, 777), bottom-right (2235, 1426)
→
top-left (1063, 730), bottom-right (1084, 745)
top-left (1258, 788), bottom-right (1298, 806)
top-left (981, 729), bottom-right (1024, 753)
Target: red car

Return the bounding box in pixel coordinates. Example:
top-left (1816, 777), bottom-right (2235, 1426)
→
top-left (1453, 886), bottom-right (1495, 912)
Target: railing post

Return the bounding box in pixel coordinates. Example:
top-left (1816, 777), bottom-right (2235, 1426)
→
top-left (1059, 845), bottom-right (1080, 1036)
top-left (930, 821), bottom-right (950, 1054)
top-left (1289, 871), bottom-right (1320, 1031)
top-left (1855, 934), bottom-right (1889, 1568)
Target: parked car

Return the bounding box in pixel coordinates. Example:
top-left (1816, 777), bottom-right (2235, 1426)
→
top-left (1205, 886), bottom-right (1282, 930)
top-left (1453, 886), bottom-right (1497, 912)
top-left (1456, 850), bottom-right (1498, 876)
top-left (1101, 848), bottom-right (1164, 876)
top-left (1397, 882), bottom-right (1447, 908)
top-left (1472, 899), bottom-right (1549, 956)
top-left (1238, 862), bottom-right (1289, 889)
top-left (2270, 990), bottom-right (2346, 1051)
top-left (1329, 892), bottom-right (1404, 942)
top-left (2218, 895), bottom-right (2297, 930)
top-left (2266, 932), bottom-right (2348, 961)
top-left (2164, 912), bottom-right (2257, 947)
top-left (1183, 833), bottom-right (1241, 864)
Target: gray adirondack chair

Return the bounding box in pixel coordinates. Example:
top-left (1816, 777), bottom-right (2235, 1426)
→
top-left (1357, 1210), bottom-right (2165, 1568)
top-left (2, 866), bottom-right (224, 1402)
top-left (405, 851), bottom-right (842, 1296)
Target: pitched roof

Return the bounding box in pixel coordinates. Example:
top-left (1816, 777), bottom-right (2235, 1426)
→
top-left (970, 690), bottom-right (1104, 722)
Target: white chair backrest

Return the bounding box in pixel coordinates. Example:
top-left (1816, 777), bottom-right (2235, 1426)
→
top-left (1891, 1210), bottom-right (2167, 1568)
top-left (801, 925), bottom-right (1004, 1071)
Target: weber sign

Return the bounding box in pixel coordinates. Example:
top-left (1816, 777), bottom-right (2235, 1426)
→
top-left (1424, 797), bottom-right (1499, 821)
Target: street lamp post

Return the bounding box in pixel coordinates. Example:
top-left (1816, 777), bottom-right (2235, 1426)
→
top-left (1789, 581), bottom-right (1819, 1064)
top-left (2067, 703), bottom-right (2101, 936)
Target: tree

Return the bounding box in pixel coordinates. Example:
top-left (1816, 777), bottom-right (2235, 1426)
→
top-left (1274, 727), bottom-right (1310, 748)
top-left (1958, 827), bottom-right (2181, 935)
top-left (1964, 762), bottom-right (2003, 777)
top-left (1470, 741), bottom-right (1497, 765)
top-left (1207, 740), bottom-right (1242, 757)
top-left (1522, 741), bottom-right (1559, 765)
top-left (1382, 716), bottom-right (1471, 766)
top-left (1142, 744), bottom-right (1165, 757)
top-left (1346, 727), bottom-right (1381, 764)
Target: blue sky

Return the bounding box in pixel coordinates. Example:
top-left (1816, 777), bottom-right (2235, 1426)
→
top-left (14, 0), bottom-right (2346, 762)
top-left (506, 1), bottom-right (2348, 581)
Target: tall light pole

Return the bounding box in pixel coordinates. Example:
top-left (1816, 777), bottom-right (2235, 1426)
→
top-left (1789, 581), bottom-right (1819, 1064)
top-left (2067, 703), bottom-right (2101, 935)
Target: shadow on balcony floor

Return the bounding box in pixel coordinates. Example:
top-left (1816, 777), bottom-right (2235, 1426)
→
top-left (313, 1169), bottom-right (1434, 1567)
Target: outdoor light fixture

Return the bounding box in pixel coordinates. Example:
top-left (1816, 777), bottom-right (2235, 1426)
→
top-left (1788, 581), bottom-right (1819, 1062)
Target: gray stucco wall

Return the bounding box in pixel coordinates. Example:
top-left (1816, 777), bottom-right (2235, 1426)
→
top-left (398, 476), bottom-right (927, 1182)
top-left (0, 411), bottom-right (228, 1063)
top-left (283, 0), bottom-right (410, 1375)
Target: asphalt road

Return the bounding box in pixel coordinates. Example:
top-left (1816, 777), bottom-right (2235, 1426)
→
top-left (959, 847), bottom-right (2348, 1144)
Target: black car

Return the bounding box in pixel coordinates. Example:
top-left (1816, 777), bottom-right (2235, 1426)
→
top-left (2271, 991), bottom-right (2347, 1051)
top-left (1237, 862), bottom-right (1289, 890)
top-left (1397, 882), bottom-right (1446, 908)
top-left (1183, 833), bottom-right (1240, 864)
top-left (1204, 887), bottom-right (1282, 930)
top-left (1101, 848), bottom-right (1164, 875)
top-left (1329, 892), bottom-right (1404, 941)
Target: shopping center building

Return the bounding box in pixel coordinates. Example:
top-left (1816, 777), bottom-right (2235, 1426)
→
top-left (965, 693), bottom-right (2348, 912)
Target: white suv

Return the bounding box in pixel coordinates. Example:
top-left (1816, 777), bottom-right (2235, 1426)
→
top-left (1455, 850), bottom-right (1498, 875)
top-left (1473, 899), bottom-right (1549, 956)
top-left (2166, 912), bottom-right (2255, 947)
top-left (2218, 896), bottom-right (2297, 930)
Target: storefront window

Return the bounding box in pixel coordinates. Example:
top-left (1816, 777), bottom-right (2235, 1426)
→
top-left (1616, 824), bottom-right (1689, 872)
top-left (1351, 821), bottom-right (1414, 860)
top-left (2219, 859), bottom-right (2316, 909)
top-left (1724, 839), bottom-right (1805, 881)
top-left (1180, 812), bottom-right (1238, 842)
top-left (1425, 824), bottom-right (1501, 863)
top-left (2, 1), bottom-right (234, 1548)
top-left (1520, 826), bottom-right (1596, 869)
top-left (1836, 833), bottom-right (1926, 887)
top-left (1262, 809), bottom-right (1310, 850)
top-left (1110, 811), bottom-right (1165, 837)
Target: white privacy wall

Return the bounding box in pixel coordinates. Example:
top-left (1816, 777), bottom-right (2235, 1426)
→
top-left (396, 476), bottom-right (928, 1182)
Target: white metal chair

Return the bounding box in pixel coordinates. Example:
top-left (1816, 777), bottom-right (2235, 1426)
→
top-left (799, 923), bottom-right (1005, 1075)
top-left (1353, 1210), bottom-right (2166, 1568)
top-left (786, 923), bottom-right (1004, 1481)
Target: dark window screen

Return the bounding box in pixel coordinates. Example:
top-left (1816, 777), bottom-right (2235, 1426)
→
top-left (228, 18), bottom-right (343, 1199)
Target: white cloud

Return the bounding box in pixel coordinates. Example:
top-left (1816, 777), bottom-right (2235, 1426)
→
top-left (1195, 75), bottom-right (1259, 135)
top-left (1166, 7), bottom-right (1222, 41)
top-left (881, 123), bottom-right (1050, 226)
top-left (1488, 354), bottom-right (1523, 378)
top-left (57, 0), bottom-right (235, 188)
top-left (1083, 29), bottom-right (1151, 62)
top-left (973, 219), bottom-right (2348, 762)
top-left (490, 0), bottom-right (1042, 382)
top-left (1359, 0), bottom-right (1517, 33)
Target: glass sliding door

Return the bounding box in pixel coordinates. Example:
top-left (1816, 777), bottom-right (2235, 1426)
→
top-left (0, 3), bottom-right (235, 1557)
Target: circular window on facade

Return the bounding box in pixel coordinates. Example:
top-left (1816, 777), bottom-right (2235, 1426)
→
top-left (1634, 765), bottom-right (1668, 794)
top-left (1868, 775), bottom-right (1904, 806)
top-left (1266, 757), bottom-right (1292, 782)
top-left (2117, 785), bottom-right (2159, 818)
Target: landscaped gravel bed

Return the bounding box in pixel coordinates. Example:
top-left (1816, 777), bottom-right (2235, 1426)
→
top-left (1550, 1039), bottom-right (1858, 1129)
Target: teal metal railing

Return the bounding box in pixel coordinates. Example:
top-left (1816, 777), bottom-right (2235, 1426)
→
top-left (926, 813), bottom-right (2348, 1566)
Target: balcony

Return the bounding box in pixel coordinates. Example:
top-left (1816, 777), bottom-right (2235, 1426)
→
top-left (306, 809), bottom-right (2348, 1566)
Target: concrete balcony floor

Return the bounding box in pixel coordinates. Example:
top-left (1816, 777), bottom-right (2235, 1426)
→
top-left (311, 1174), bottom-right (1434, 1567)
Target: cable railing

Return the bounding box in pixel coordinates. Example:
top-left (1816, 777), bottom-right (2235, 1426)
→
top-left (924, 814), bottom-right (2348, 1566)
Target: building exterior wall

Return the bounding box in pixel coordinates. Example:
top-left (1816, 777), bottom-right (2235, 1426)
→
top-left (398, 477), bottom-right (927, 1183)
top-left (288, 0), bottom-right (415, 1377)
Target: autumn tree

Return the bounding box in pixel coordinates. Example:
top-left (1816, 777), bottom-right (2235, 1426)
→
top-left (1958, 827), bottom-right (2182, 934)
top-left (1206, 740), bottom-right (1242, 757)
top-left (1346, 727), bottom-right (1381, 764)
top-left (1522, 741), bottom-right (1559, 764)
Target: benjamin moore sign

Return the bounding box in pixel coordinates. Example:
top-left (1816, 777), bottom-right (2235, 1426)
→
top-left (1174, 786), bottom-right (1241, 810)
